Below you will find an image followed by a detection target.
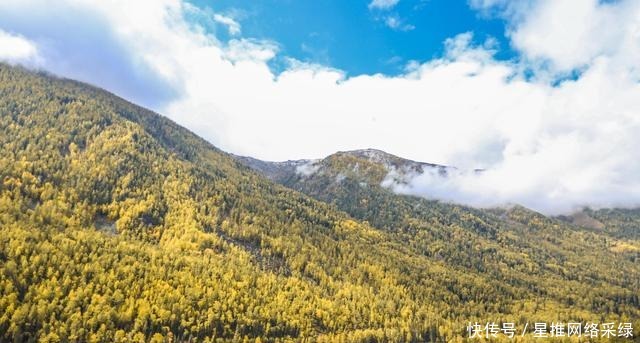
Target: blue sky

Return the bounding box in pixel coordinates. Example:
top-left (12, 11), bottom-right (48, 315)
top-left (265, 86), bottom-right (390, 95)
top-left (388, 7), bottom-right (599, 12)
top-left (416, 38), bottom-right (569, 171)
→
top-left (190, 0), bottom-right (514, 75)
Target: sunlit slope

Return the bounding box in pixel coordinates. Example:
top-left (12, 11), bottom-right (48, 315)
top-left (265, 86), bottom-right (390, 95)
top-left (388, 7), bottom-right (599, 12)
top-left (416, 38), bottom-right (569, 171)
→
top-left (0, 64), bottom-right (638, 342)
top-left (239, 150), bottom-right (640, 338)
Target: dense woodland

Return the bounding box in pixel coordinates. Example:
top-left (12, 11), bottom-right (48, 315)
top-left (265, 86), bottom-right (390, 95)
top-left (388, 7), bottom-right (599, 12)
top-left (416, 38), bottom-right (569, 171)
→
top-left (0, 64), bottom-right (639, 342)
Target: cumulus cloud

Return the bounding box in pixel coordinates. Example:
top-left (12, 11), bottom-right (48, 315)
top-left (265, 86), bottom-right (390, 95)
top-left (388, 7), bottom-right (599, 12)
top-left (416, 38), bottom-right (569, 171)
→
top-left (1, 0), bottom-right (639, 214)
top-left (0, 1), bottom-right (181, 108)
top-left (0, 29), bottom-right (39, 64)
top-left (474, 0), bottom-right (640, 74)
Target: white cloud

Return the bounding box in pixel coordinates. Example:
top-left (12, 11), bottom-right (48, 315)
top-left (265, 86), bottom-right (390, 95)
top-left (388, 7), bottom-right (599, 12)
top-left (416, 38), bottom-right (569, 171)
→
top-left (0, 29), bottom-right (39, 64)
top-left (469, 0), bottom-right (534, 20)
top-left (223, 38), bottom-right (278, 62)
top-left (368, 0), bottom-right (400, 10)
top-left (476, 0), bottom-right (640, 74)
top-left (296, 161), bottom-right (321, 177)
top-left (368, 0), bottom-right (413, 31)
top-left (383, 15), bottom-right (415, 31)
top-left (213, 13), bottom-right (241, 36)
top-left (1, 0), bottom-right (640, 214)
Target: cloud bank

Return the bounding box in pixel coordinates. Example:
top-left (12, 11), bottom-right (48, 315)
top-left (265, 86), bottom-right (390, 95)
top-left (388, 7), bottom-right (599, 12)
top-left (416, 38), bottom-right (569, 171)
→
top-left (1, 0), bottom-right (639, 214)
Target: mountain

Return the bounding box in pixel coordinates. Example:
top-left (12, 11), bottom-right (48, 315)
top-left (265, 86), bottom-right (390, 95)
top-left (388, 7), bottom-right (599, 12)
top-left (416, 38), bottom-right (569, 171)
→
top-left (234, 149), bottom-right (451, 186)
top-left (0, 63), bottom-right (639, 342)
top-left (237, 149), bottom-right (640, 333)
top-left (558, 208), bottom-right (640, 240)
top-left (236, 148), bottom-right (640, 240)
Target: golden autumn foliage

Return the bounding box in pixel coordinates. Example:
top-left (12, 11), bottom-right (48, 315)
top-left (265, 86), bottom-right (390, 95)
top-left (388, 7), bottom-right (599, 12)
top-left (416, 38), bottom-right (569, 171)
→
top-left (0, 64), bottom-right (638, 342)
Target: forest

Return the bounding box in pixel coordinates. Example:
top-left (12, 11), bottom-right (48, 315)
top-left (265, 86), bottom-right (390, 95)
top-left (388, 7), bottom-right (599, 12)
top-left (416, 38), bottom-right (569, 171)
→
top-left (0, 63), bottom-right (639, 342)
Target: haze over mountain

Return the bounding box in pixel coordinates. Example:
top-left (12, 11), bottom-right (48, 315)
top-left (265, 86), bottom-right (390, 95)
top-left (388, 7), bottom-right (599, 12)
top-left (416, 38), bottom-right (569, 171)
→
top-left (1, 64), bottom-right (639, 342)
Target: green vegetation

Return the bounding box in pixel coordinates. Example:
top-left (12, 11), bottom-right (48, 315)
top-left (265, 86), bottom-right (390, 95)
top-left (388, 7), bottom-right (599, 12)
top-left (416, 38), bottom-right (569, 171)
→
top-left (1, 64), bottom-right (639, 342)
top-left (577, 208), bottom-right (640, 240)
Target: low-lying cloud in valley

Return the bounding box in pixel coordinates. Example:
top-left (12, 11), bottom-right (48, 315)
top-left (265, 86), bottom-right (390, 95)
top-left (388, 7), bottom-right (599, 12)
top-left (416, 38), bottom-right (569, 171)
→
top-left (1, 0), bottom-right (639, 214)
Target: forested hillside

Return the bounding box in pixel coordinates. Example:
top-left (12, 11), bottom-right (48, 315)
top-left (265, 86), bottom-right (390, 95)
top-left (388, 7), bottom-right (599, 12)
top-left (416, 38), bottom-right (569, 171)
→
top-left (238, 150), bottom-right (640, 340)
top-left (1, 64), bottom-right (639, 342)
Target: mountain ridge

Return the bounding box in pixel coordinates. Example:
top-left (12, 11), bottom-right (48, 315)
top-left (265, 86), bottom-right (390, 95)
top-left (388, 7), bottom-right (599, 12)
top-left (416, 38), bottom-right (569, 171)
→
top-left (234, 149), bottom-right (635, 223)
top-left (234, 148), bottom-right (453, 192)
top-left (1, 63), bottom-right (639, 342)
